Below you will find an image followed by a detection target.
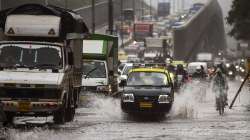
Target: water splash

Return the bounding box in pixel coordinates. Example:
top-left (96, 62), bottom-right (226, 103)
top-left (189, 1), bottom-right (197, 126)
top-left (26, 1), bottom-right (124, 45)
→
top-left (6, 128), bottom-right (75, 140)
top-left (85, 94), bottom-right (123, 120)
top-left (170, 80), bottom-right (210, 119)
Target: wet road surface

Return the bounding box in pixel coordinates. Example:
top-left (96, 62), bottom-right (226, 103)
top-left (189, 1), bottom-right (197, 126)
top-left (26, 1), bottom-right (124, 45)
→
top-left (3, 80), bottom-right (250, 140)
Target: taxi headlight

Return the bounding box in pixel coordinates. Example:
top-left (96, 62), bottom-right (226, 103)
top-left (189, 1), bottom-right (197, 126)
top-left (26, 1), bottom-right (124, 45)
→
top-left (241, 69), bottom-right (245, 73)
top-left (158, 95), bottom-right (170, 104)
top-left (228, 71), bottom-right (233, 75)
top-left (122, 93), bottom-right (134, 102)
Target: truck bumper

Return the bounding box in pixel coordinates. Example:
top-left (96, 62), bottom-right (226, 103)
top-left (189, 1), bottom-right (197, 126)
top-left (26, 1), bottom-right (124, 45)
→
top-left (1, 100), bottom-right (62, 115)
top-left (81, 86), bottom-right (111, 94)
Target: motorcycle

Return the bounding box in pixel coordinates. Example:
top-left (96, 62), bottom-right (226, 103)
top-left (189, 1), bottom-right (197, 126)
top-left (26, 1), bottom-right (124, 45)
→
top-left (227, 70), bottom-right (236, 80)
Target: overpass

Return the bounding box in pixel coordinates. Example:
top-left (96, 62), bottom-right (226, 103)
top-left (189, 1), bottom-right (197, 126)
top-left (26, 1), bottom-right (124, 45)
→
top-left (173, 0), bottom-right (227, 62)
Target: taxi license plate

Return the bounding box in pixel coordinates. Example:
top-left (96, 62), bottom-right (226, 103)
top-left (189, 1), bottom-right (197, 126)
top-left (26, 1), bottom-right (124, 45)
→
top-left (139, 102), bottom-right (152, 108)
top-left (18, 102), bottom-right (31, 112)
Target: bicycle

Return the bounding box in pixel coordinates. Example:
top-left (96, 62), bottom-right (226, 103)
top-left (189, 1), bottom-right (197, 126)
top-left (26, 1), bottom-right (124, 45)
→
top-left (216, 93), bottom-right (226, 115)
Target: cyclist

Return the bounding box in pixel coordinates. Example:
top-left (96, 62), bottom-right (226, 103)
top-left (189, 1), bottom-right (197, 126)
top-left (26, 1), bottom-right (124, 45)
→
top-left (212, 68), bottom-right (229, 110)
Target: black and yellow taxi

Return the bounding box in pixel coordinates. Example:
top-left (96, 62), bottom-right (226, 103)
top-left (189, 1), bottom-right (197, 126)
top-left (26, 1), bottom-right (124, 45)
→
top-left (120, 66), bottom-right (174, 115)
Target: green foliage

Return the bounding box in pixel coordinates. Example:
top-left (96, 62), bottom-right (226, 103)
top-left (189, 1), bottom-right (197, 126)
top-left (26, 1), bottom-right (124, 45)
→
top-left (227, 0), bottom-right (250, 40)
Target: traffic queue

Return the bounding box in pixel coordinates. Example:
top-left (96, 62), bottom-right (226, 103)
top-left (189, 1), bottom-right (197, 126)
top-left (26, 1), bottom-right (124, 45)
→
top-left (117, 58), bottom-right (250, 116)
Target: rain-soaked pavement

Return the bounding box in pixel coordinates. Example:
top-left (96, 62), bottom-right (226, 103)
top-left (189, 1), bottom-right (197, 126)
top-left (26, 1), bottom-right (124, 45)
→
top-left (2, 80), bottom-right (250, 140)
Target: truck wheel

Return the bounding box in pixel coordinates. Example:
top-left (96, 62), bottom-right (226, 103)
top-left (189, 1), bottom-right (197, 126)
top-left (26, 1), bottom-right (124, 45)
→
top-left (65, 107), bottom-right (75, 122)
top-left (53, 97), bottom-right (66, 124)
top-left (3, 112), bottom-right (14, 126)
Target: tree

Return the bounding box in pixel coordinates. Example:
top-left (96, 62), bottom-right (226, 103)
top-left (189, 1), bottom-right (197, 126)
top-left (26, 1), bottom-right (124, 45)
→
top-left (227, 0), bottom-right (250, 40)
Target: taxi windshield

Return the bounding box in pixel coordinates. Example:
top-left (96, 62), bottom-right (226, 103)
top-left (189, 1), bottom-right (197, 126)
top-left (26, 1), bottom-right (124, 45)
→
top-left (127, 71), bottom-right (169, 86)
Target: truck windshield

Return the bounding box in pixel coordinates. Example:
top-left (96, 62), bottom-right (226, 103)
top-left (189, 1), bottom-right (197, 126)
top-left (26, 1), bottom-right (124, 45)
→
top-left (0, 43), bottom-right (62, 69)
top-left (127, 72), bottom-right (169, 86)
top-left (83, 61), bottom-right (106, 78)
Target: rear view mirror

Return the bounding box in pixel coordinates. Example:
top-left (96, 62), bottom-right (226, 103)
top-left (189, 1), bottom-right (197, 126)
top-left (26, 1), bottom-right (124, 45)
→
top-left (68, 52), bottom-right (74, 65)
top-left (119, 79), bottom-right (127, 87)
top-left (109, 71), bottom-right (114, 76)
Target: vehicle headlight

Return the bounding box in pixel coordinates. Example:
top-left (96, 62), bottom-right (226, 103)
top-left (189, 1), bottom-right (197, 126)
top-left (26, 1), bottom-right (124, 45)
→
top-left (122, 93), bottom-right (134, 102)
top-left (241, 69), bottom-right (245, 72)
top-left (228, 71), bottom-right (233, 75)
top-left (158, 95), bottom-right (170, 104)
top-left (97, 85), bottom-right (111, 92)
top-left (240, 78), bottom-right (244, 82)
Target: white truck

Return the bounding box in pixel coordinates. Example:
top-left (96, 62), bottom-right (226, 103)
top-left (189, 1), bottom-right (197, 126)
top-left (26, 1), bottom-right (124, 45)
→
top-left (0, 4), bottom-right (88, 124)
top-left (81, 34), bottom-right (118, 95)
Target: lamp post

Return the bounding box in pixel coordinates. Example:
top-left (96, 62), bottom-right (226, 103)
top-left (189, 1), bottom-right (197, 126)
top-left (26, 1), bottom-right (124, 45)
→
top-left (92, 0), bottom-right (96, 33)
top-left (108, 0), bottom-right (114, 35)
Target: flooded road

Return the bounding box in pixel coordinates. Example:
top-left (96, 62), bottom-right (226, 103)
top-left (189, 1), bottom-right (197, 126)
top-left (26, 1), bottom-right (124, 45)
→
top-left (3, 80), bottom-right (250, 140)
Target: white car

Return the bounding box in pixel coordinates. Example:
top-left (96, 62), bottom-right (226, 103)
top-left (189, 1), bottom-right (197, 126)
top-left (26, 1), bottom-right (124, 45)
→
top-left (187, 62), bottom-right (208, 75)
top-left (118, 63), bottom-right (133, 84)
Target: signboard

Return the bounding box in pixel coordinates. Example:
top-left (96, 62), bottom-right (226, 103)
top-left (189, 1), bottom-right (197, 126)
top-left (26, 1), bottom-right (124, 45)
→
top-left (82, 40), bottom-right (107, 59)
top-left (145, 38), bottom-right (163, 48)
top-left (5, 15), bottom-right (61, 37)
top-left (196, 53), bottom-right (213, 61)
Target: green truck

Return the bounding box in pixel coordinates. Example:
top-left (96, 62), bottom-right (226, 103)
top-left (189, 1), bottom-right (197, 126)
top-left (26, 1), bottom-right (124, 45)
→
top-left (81, 34), bottom-right (118, 95)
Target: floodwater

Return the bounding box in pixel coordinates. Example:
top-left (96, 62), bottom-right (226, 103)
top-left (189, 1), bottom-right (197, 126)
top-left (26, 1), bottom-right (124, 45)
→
top-left (2, 80), bottom-right (250, 140)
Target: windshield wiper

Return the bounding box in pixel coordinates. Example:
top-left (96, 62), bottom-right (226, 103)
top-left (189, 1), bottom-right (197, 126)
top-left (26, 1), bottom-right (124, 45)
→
top-left (84, 67), bottom-right (98, 79)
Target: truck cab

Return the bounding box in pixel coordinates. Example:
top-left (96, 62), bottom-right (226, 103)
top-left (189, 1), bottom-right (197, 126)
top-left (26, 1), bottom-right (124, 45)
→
top-left (82, 60), bottom-right (110, 93)
top-left (81, 34), bottom-right (118, 95)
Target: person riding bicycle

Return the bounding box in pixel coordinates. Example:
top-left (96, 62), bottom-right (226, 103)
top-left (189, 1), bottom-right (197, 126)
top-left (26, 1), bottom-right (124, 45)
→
top-left (175, 64), bottom-right (188, 82)
top-left (212, 68), bottom-right (229, 110)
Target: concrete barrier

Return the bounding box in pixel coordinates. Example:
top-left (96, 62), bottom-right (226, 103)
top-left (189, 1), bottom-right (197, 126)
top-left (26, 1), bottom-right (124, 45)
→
top-left (173, 0), bottom-right (226, 61)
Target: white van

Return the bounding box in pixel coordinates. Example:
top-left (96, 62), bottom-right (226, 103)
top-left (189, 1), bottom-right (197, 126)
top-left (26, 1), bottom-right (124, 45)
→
top-left (187, 62), bottom-right (208, 75)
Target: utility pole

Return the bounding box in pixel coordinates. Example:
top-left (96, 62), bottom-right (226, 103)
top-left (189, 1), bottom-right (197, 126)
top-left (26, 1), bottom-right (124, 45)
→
top-left (108, 0), bottom-right (114, 35)
top-left (65, 0), bottom-right (68, 9)
top-left (149, 0), bottom-right (152, 19)
top-left (142, 0), bottom-right (144, 20)
top-left (92, 0), bottom-right (96, 33)
top-left (45, 0), bottom-right (48, 5)
top-left (133, 0), bottom-right (135, 22)
top-left (121, 0), bottom-right (124, 47)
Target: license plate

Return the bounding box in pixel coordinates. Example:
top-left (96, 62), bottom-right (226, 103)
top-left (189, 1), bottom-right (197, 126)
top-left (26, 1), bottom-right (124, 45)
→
top-left (139, 102), bottom-right (152, 108)
top-left (18, 102), bottom-right (30, 112)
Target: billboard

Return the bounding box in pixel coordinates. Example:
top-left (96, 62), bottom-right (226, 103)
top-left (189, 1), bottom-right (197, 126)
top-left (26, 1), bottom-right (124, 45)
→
top-left (158, 2), bottom-right (170, 17)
